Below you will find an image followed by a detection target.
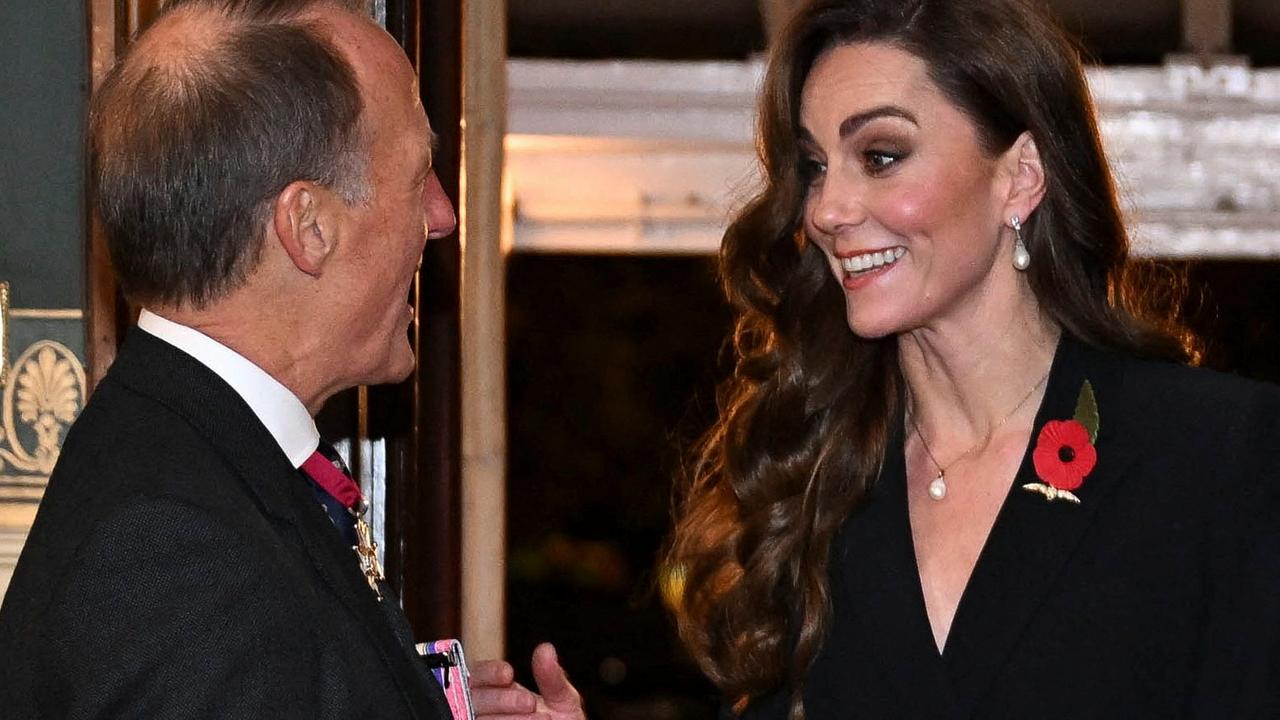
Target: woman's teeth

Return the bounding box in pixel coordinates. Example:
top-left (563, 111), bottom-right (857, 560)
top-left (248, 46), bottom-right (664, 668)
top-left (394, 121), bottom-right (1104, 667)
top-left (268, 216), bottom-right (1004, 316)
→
top-left (840, 247), bottom-right (906, 274)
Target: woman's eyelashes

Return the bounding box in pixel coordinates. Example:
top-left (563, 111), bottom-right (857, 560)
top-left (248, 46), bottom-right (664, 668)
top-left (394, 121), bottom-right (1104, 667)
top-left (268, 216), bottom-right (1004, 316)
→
top-left (862, 147), bottom-right (907, 174)
top-left (801, 156), bottom-right (827, 185)
top-left (798, 143), bottom-right (909, 185)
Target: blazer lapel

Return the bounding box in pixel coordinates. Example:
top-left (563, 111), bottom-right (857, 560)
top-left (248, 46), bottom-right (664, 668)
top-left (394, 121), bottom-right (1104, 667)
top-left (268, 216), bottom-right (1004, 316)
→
top-left (833, 424), bottom-right (962, 719)
top-left (940, 336), bottom-right (1138, 717)
top-left (282, 473), bottom-right (449, 718)
top-left (109, 331), bottom-right (444, 718)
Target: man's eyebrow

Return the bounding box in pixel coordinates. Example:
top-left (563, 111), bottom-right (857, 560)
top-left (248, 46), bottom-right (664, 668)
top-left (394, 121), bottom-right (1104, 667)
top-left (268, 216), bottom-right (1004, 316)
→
top-left (414, 132), bottom-right (440, 182)
top-left (838, 105), bottom-right (918, 138)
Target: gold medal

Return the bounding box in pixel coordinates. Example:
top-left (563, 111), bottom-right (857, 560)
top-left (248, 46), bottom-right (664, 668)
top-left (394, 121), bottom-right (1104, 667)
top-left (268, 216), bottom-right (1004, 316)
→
top-left (351, 502), bottom-right (385, 601)
top-left (304, 447), bottom-right (387, 602)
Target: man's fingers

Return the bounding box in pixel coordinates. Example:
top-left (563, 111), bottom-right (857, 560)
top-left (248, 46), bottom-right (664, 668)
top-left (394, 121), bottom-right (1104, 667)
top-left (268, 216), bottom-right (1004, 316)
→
top-left (530, 643), bottom-right (583, 712)
top-left (471, 645), bottom-right (583, 719)
top-left (471, 684), bottom-right (538, 715)
top-left (470, 659), bottom-right (516, 687)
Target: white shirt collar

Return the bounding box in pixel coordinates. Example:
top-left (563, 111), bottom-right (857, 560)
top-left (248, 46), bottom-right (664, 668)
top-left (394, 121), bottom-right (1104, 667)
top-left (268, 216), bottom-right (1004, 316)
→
top-left (136, 309), bottom-right (319, 469)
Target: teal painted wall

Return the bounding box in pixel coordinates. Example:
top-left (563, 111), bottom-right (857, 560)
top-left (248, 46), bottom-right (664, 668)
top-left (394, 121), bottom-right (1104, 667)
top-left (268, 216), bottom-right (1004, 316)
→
top-left (0, 0), bottom-right (89, 600)
top-left (0, 0), bottom-right (88, 311)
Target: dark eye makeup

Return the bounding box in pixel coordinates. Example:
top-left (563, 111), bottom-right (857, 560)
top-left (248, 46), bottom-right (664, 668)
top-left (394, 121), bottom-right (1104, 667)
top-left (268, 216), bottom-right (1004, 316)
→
top-left (862, 147), bottom-right (908, 174)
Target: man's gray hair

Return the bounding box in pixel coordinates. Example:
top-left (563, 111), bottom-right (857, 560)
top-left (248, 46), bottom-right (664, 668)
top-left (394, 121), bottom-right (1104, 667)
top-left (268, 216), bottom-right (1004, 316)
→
top-left (90, 0), bottom-right (376, 307)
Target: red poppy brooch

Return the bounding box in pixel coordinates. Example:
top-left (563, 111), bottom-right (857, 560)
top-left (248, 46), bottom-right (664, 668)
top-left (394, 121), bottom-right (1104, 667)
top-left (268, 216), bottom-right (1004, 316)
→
top-left (1023, 380), bottom-right (1098, 504)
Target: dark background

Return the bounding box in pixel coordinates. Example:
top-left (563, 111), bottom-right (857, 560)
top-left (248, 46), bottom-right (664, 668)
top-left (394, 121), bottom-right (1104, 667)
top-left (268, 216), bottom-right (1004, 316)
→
top-left (506, 256), bottom-right (730, 719)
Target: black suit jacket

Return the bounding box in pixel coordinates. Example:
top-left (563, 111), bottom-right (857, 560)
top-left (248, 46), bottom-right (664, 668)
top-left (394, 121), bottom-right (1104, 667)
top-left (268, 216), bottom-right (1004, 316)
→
top-left (0, 330), bottom-right (450, 719)
top-left (743, 336), bottom-right (1280, 719)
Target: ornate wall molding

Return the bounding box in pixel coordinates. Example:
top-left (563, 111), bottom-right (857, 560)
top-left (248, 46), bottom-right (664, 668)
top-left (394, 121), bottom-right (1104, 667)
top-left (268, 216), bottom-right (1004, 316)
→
top-left (0, 282), bottom-right (9, 386)
top-left (9, 308), bottom-right (83, 320)
top-left (508, 58), bottom-right (1280, 258)
top-left (1, 336), bottom-right (84, 597)
top-left (1, 340), bottom-right (85, 479)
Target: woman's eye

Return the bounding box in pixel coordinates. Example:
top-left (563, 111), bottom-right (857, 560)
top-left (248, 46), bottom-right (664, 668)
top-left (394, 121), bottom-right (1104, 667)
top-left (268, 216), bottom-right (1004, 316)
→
top-left (863, 149), bottom-right (903, 173)
top-left (800, 157), bottom-right (827, 184)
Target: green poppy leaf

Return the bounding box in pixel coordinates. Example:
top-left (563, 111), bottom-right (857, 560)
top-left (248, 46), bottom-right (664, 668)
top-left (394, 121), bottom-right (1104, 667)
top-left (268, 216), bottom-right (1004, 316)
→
top-left (1073, 380), bottom-right (1099, 443)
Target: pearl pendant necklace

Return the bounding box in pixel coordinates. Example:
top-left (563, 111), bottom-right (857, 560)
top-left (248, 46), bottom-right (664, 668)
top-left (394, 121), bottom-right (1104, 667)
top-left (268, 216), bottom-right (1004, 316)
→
top-left (928, 471), bottom-right (948, 501)
top-left (910, 369), bottom-right (1051, 502)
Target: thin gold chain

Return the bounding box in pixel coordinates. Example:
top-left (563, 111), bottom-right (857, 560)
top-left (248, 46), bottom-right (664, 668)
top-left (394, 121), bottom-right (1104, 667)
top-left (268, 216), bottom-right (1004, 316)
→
top-left (908, 369), bottom-right (1051, 479)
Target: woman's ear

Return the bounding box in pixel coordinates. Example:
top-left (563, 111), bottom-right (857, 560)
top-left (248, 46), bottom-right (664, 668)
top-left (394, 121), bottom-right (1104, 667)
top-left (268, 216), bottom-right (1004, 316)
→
top-left (272, 180), bottom-right (336, 277)
top-left (1001, 131), bottom-right (1047, 221)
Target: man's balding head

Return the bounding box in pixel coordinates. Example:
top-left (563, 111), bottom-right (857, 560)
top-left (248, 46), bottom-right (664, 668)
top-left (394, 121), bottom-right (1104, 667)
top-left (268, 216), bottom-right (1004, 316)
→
top-left (162, 0), bottom-right (369, 19)
top-left (89, 0), bottom-right (374, 308)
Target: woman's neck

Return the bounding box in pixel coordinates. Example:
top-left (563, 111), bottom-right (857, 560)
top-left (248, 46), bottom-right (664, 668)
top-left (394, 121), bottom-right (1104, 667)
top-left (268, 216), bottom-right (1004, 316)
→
top-left (898, 296), bottom-right (1060, 455)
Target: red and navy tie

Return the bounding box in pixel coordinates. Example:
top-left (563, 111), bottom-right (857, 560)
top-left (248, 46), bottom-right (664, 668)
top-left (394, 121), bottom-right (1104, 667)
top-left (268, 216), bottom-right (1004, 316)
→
top-left (299, 440), bottom-right (360, 546)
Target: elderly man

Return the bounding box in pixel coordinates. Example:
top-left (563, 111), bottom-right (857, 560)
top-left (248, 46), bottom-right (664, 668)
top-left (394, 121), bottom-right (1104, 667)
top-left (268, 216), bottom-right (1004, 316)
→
top-left (0, 1), bottom-right (582, 717)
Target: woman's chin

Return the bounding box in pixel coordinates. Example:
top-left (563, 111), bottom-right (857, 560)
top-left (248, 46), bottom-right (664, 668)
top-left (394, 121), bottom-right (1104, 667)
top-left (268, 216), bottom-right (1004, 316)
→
top-left (845, 308), bottom-right (904, 340)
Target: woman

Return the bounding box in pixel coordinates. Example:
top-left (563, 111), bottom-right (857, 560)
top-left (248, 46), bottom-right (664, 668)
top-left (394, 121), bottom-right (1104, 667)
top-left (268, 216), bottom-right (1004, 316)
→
top-left (666, 0), bottom-right (1280, 717)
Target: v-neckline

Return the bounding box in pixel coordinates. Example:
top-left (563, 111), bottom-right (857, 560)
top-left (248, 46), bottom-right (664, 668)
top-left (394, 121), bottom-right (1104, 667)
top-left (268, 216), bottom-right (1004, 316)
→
top-left (897, 336), bottom-right (1072, 660)
top-left (905, 406), bottom-right (1045, 656)
top-left (828, 334), bottom-right (1136, 718)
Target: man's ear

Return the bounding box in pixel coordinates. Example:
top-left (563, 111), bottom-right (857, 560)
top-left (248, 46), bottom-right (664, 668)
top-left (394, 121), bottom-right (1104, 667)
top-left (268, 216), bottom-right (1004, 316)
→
top-left (273, 181), bottom-right (336, 277)
top-left (1000, 132), bottom-right (1047, 221)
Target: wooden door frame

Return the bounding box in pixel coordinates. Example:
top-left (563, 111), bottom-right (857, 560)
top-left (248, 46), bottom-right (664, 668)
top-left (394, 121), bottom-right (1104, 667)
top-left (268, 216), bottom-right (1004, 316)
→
top-left (84, 0), bottom-right (148, 390)
top-left (381, 0), bottom-right (465, 640)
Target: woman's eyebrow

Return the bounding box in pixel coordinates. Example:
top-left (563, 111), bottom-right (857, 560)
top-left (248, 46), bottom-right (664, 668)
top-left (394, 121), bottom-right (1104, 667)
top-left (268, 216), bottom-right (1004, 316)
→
top-left (838, 105), bottom-right (918, 138)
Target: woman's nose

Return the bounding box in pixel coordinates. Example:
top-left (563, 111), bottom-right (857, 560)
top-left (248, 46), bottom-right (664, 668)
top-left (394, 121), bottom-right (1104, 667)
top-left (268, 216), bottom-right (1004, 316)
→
top-left (808, 171), bottom-right (866, 237)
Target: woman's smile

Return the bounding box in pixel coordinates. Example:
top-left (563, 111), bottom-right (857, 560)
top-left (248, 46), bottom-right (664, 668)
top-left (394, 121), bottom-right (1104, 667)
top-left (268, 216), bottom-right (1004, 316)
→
top-left (838, 246), bottom-right (906, 274)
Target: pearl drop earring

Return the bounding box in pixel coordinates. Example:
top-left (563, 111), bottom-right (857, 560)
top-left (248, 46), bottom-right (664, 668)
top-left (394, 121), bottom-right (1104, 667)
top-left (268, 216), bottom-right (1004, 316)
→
top-left (1011, 215), bottom-right (1030, 270)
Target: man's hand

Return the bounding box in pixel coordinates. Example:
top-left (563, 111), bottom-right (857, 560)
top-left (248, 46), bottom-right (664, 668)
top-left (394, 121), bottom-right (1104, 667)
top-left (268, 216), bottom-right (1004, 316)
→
top-left (471, 643), bottom-right (586, 720)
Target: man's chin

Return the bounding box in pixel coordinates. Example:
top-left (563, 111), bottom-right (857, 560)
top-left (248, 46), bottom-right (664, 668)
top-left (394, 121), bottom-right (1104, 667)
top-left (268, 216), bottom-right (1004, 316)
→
top-left (355, 346), bottom-right (416, 388)
top-left (383, 348), bottom-right (417, 384)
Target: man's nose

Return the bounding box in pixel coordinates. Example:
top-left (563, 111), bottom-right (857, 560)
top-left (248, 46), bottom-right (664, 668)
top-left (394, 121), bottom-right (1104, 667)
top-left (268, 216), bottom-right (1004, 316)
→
top-left (424, 171), bottom-right (457, 240)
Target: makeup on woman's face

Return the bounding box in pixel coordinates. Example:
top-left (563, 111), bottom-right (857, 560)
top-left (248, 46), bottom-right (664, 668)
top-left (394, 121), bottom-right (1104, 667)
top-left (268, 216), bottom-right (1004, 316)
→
top-left (798, 42), bottom-right (1011, 339)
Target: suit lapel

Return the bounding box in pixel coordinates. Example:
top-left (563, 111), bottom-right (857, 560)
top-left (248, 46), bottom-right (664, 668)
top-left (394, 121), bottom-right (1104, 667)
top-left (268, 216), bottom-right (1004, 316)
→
top-left (283, 472), bottom-right (448, 718)
top-left (940, 336), bottom-right (1137, 716)
top-left (835, 424), bottom-right (962, 719)
top-left (108, 330), bottom-right (444, 718)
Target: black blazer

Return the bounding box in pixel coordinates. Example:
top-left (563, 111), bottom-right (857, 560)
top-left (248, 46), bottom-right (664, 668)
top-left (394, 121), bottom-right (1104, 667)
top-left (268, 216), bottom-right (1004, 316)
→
top-left (0, 330), bottom-right (450, 719)
top-left (744, 336), bottom-right (1280, 719)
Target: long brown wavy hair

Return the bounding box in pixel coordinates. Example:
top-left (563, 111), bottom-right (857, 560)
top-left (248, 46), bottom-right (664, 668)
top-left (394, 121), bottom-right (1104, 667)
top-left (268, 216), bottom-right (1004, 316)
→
top-left (665, 0), bottom-right (1194, 717)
